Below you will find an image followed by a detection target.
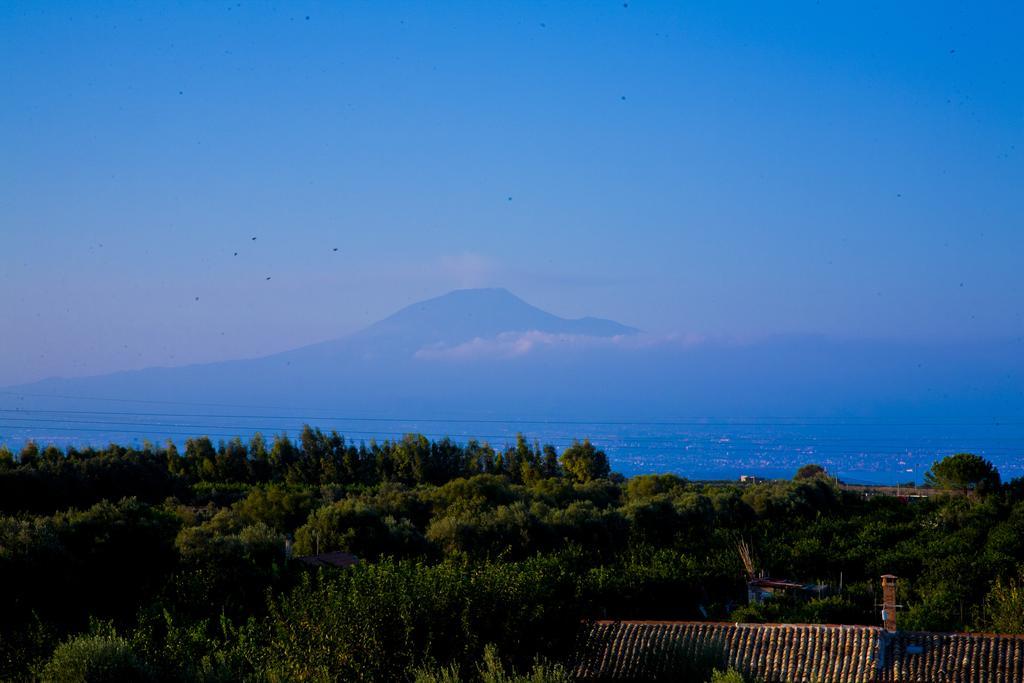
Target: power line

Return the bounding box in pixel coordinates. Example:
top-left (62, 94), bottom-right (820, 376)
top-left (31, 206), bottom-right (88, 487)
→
top-left (0, 419), bottom-right (577, 445)
top-left (0, 406), bottom-right (1020, 429)
top-left (0, 391), bottom-right (306, 411)
top-left (3, 391), bottom-right (1022, 426)
top-left (0, 421), bottom-right (1019, 457)
top-left (1, 415), bottom-right (1022, 448)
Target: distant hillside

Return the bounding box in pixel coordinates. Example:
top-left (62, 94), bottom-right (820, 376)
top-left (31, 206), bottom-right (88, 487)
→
top-left (2, 289), bottom-right (1022, 426)
top-left (279, 287), bottom-right (638, 361)
top-left (0, 288), bottom-right (646, 414)
top-left (356, 287), bottom-right (637, 345)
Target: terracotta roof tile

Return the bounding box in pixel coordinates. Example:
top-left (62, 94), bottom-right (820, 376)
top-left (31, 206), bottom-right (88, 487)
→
top-left (574, 621), bottom-right (1024, 683)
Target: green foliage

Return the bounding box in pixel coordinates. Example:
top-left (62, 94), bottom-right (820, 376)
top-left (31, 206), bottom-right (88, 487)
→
top-left (257, 555), bottom-right (583, 681)
top-left (229, 484), bottom-right (315, 532)
top-left (0, 613), bottom-right (57, 680)
top-left (626, 473), bottom-right (689, 501)
top-left (476, 644), bottom-right (572, 683)
top-left (295, 495), bottom-right (428, 559)
top-left (729, 594), bottom-right (863, 626)
top-left (432, 474), bottom-right (520, 515)
top-left (740, 477), bottom-right (839, 520)
top-left (0, 432), bottom-right (1021, 680)
top-left (40, 633), bottom-right (149, 683)
top-left (414, 644), bottom-right (573, 683)
top-left (982, 567), bottom-right (1024, 633)
top-left (586, 546), bottom-right (706, 620)
top-left (0, 445), bottom-right (14, 471)
top-left (559, 440), bottom-right (610, 484)
top-left (171, 521), bottom-right (287, 621)
top-left (924, 452), bottom-right (1000, 493)
top-left (0, 443), bottom-right (185, 515)
top-left (794, 463), bottom-right (826, 480)
top-left (0, 498), bottom-right (180, 633)
top-left (415, 664), bottom-right (464, 683)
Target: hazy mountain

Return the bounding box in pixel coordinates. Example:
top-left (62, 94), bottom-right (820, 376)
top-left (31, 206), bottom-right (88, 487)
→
top-left (355, 287), bottom-right (637, 346)
top-left (1, 288), bottom-right (643, 413)
top-left (1, 289), bottom-right (1022, 429)
top-left (276, 287), bottom-right (638, 362)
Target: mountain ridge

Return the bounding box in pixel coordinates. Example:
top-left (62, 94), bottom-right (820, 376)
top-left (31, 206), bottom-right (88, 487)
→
top-left (347, 287), bottom-right (634, 340)
top-left (2, 288), bottom-right (639, 387)
top-left (268, 287), bottom-right (638, 363)
top-left (1, 289), bottom-right (1021, 425)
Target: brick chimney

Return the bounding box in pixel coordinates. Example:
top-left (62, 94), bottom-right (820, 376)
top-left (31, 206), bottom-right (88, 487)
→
top-left (881, 574), bottom-right (898, 632)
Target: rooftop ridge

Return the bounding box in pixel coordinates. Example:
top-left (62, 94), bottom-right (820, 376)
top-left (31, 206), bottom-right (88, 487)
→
top-left (589, 620), bottom-right (883, 629)
top-left (587, 619), bottom-right (1024, 639)
top-left (575, 620), bottom-right (1024, 682)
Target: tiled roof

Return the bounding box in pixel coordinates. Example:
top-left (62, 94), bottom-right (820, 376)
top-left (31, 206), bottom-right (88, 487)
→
top-left (883, 630), bottom-right (1024, 683)
top-left (748, 578), bottom-right (813, 591)
top-left (293, 551), bottom-right (359, 569)
top-left (574, 621), bottom-right (1024, 683)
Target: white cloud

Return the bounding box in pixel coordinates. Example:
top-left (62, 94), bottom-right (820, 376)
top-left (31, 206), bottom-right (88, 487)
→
top-left (414, 330), bottom-right (704, 360)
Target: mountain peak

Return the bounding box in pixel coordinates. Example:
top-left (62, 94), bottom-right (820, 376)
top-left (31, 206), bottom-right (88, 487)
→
top-left (432, 286), bottom-right (528, 305)
top-left (355, 288), bottom-right (637, 348)
top-left (444, 286), bottom-right (518, 298)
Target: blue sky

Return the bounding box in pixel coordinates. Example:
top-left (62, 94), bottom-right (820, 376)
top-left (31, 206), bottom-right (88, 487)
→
top-left (1, 1), bottom-right (1021, 386)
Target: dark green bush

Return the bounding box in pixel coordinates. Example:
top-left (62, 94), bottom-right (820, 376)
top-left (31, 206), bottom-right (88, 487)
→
top-left (40, 633), bottom-right (150, 683)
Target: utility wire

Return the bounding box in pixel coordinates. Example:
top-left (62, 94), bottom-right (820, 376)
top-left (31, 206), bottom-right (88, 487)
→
top-left (0, 406), bottom-right (1019, 429)
top-left (1, 415), bottom-right (1022, 449)
top-left (0, 421), bottom-right (1017, 457)
top-left (2, 392), bottom-right (1021, 426)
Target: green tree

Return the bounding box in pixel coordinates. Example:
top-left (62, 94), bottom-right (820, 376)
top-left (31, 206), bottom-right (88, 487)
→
top-left (560, 440), bottom-right (610, 484)
top-left (19, 440), bottom-right (40, 467)
top-left (218, 437), bottom-right (250, 483)
top-left (184, 437), bottom-right (217, 481)
top-left (295, 498), bottom-right (426, 559)
top-left (514, 435), bottom-right (543, 484)
top-left (269, 433), bottom-right (298, 481)
top-left (0, 445), bottom-right (14, 471)
top-left (541, 445), bottom-right (561, 479)
top-left (249, 432), bottom-right (270, 482)
top-left (233, 484), bottom-right (314, 532)
top-left (924, 453), bottom-right (1000, 493)
top-left (163, 439), bottom-right (182, 475)
top-left (41, 445), bottom-right (63, 467)
top-left (794, 463), bottom-right (826, 480)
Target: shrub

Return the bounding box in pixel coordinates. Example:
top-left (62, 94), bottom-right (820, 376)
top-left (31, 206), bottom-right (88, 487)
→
top-left (40, 633), bottom-right (150, 682)
top-left (413, 644), bottom-right (573, 683)
top-left (709, 669), bottom-right (748, 683)
top-left (983, 568), bottom-right (1024, 633)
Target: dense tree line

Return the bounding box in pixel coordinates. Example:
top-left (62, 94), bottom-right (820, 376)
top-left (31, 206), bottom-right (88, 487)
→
top-left (0, 429), bottom-right (608, 516)
top-left (0, 432), bottom-right (1021, 681)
